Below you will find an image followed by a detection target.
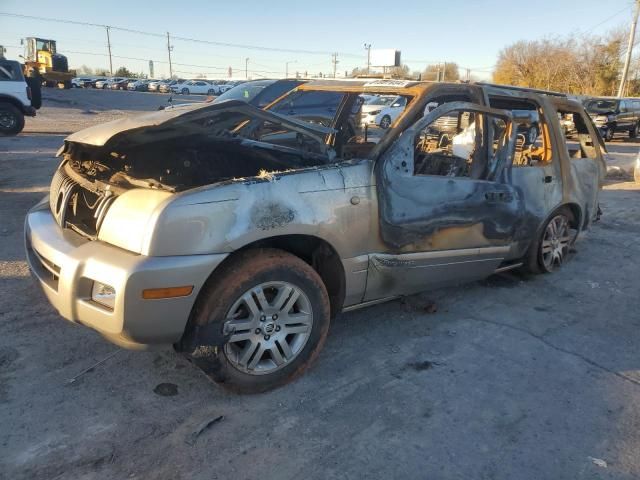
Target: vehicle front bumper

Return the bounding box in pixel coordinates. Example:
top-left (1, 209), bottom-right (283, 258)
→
top-left (24, 200), bottom-right (228, 350)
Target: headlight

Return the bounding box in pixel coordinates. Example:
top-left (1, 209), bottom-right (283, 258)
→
top-left (92, 281), bottom-right (116, 309)
top-left (369, 110), bottom-right (381, 115)
top-left (593, 115), bottom-right (608, 125)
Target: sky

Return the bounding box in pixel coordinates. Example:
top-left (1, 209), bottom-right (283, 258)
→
top-left (0, 0), bottom-right (636, 80)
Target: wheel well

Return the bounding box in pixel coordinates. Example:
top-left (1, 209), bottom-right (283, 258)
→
top-left (564, 203), bottom-right (582, 229)
top-left (228, 235), bottom-right (345, 318)
top-left (0, 95), bottom-right (26, 113)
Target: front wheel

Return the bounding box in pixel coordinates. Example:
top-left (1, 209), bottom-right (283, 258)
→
top-left (207, 88), bottom-right (215, 95)
top-left (527, 125), bottom-right (539, 144)
top-left (630, 123), bottom-right (639, 138)
top-left (0, 102), bottom-right (25, 136)
top-left (181, 88), bottom-right (189, 95)
top-left (379, 115), bottom-right (391, 129)
top-left (181, 248), bottom-right (331, 394)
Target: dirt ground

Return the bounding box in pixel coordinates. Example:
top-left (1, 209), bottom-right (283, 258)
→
top-left (1, 89), bottom-right (640, 480)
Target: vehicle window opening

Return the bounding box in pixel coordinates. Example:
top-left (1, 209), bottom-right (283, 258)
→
top-left (413, 109), bottom-right (507, 179)
top-left (489, 96), bottom-right (552, 167)
top-left (557, 110), bottom-right (598, 160)
top-left (340, 93), bottom-right (412, 160)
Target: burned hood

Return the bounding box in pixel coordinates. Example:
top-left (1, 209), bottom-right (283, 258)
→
top-left (64, 99), bottom-right (335, 149)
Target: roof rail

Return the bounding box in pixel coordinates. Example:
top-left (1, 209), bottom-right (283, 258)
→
top-left (476, 82), bottom-right (567, 98)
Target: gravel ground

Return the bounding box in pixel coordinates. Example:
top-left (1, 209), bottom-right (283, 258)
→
top-left (1, 89), bottom-right (640, 480)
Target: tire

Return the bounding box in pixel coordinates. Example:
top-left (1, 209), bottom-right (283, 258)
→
top-left (379, 115), bottom-right (392, 129)
top-left (524, 207), bottom-right (574, 274)
top-left (181, 248), bottom-right (331, 394)
top-left (605, 127), bottom-right (614, 142)
top-left (630, 123), bottom-right (639, 138)
top-left (207, 88), bottom-right (215, 95)
top-left (527, 125), bottom-right (539, 144)
top-left (181, 88), bottom-right (189, 95)
top-left (0, 102), bottom-right (25, 136)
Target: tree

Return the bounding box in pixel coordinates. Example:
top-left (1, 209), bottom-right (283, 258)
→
top-left (421, 63), bottom-right (460, 82)
top-left (114, 66), bottom-right (135, 77)
top-left (492, 29), bottom-right (626, 95)
top-left (76, 65), bottom-right (94, 75)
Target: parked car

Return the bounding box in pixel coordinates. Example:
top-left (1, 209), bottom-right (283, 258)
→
top-left (213, 79), bottom-right (303, 108)
top-left (25, 80), bottom-right (605, 393)
top-left (584, 97), bottom-right (640, 141)
top-left (148, 79), bottom-right (171, 92)
top-left (0, 59), bottom-right (38, 135)
top-left (158, 79), bottom-right (186, 93)
top-left (95, 77), bottom-right (125, 89)
top-left (110, 78), bottom-right (133, 90)
top-left (127, 79), bottom-right (149, 91)
top-left (71, 77), bottom-right (93, 88)
top-left (85, 77), bottom-right (107, 88)
top-left (171, 80), bottom-right (218, 95)
top-left (360, 94), bottom-right (398, 126)
top-left (375, 96), bottom-right (408, 128)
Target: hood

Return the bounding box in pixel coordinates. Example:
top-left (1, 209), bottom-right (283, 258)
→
top-left (63, 99), bottom-right (335, 149)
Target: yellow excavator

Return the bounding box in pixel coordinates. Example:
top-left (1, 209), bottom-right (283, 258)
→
top-left (22, 37), bottom-right (75, 89)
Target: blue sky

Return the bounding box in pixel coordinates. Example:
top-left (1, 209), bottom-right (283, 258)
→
top-left (0, 0), bottom-right (635, 79)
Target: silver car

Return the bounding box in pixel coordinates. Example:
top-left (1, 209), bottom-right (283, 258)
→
top-left (25, 80), bottom-right (606, 393)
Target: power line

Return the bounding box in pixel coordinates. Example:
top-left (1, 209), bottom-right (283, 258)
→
top-left (0, 11), bottom-right (364, 58)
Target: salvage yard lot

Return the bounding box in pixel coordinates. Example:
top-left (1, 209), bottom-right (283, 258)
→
top-left (2, 89), bottom-right (640, 479)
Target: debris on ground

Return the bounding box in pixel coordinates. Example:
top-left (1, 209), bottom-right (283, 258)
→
top-left (588, 456), bottom-right (608, 468)
top-left (66, 350), bottom-right (121, 385)
top-left (423, 301), bottom-right (438, 314)
top-left (185, 415), bottom-right (224, 446)
top-left (606, 166), bottom-right (632, 180)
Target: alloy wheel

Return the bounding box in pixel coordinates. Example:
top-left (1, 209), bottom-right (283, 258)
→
top-left (223, 281), bottom-right (314, 375)
top-left (0, 110), bottom-right (16, 129)
top-left (540, 214), bottom-right (571, 272)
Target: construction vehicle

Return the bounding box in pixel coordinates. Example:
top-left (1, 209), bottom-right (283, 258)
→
top-left (22, 37), bottom-right (75, 89)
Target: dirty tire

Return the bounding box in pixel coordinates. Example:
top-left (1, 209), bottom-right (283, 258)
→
top-left (630, 123), bottom-right (639, 138)
top-left (0, 102), bottom-right (25, 136)
top-left (182, 248), bottom-right (331, 394)
top-left (380, 115), bottom-right (391, 129)
top-left (524, 207), bottom-right (574, 274)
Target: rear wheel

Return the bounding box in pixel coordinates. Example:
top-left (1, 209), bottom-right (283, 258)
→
top-left (207, 88), bottom-right (215, 95)
top-left (527, 125), bottom-right (539, 144)
top-left (181, 248), bottom-right (331, 394)
top-left (0, 102), bottom-right (25, 136)
top-left (524, 208), bottom-right (574, 274)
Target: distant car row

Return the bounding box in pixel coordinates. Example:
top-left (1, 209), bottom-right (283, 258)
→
top-left (70, 77), bottom-right (242, 95)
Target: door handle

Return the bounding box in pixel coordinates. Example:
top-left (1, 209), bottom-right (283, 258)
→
top-left (485, 191), bottom-right (512, 202)
top-left (544, 175), bottom-right (553, 183)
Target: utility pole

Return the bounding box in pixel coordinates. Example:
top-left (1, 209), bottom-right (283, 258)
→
top-left (442, 62), bottom-right (447, 82)
top-left (285, 60), bottom-right (296, 79)
top-left (331, 52), bottom-right (339, 78)
top-left (105, 26), bottom-right (113, 76)
top-left (618, 0), bottom-right (640, 98)
top-left (245, 57), bottom-right (249, 79)
top-left (364, 43), bottom-right (371, 74)
top-left (166, 32), bottom-right (173, 78)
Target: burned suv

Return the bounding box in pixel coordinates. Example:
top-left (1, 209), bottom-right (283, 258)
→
top-left (25, 80), bottom-right (605, 393)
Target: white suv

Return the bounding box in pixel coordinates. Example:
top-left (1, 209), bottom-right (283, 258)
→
top-left (0, 59), bottom-right (37, 135)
